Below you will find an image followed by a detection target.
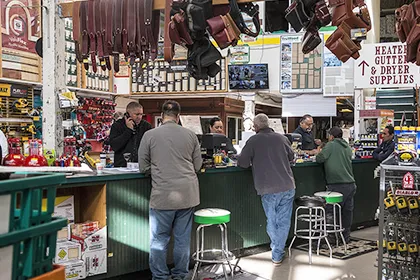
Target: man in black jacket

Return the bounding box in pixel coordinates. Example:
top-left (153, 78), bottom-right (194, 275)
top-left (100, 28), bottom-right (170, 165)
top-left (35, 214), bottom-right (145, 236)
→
top-left (109, 102), bottom-right (152, 167)
top-left (373, 125), bottom-right (395, 162)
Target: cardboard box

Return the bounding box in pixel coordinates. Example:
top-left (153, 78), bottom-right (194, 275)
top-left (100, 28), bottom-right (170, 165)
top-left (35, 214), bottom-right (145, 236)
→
top-left (55, 241), bottom-right (82, 264)
top-left (71, 221), bottom-right (99, 237)
top-left (63, 260), bottom-right (86, 280)
top-left (57, 225), bottom-right (71, 242)
top-left (83, 249), bottom-right (107, 276)
top-left (72, 226), bottom-right (107, 252)
top-left (42, 196), bottom-right (75, 223)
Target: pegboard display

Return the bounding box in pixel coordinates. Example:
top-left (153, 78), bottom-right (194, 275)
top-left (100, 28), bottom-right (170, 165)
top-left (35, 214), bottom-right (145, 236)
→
top-left (76, 96), bottom-right (116, 140)
top-left (0, 87), bottom-right (38, 140)
top-left (64, 18), bottom-right (111, 92)
top-left (83, 64), bottom-right (111, 92)
top-left (65, 18), bottom-right (79, 87)
top-left (131, 58), bottom-right (227, 94)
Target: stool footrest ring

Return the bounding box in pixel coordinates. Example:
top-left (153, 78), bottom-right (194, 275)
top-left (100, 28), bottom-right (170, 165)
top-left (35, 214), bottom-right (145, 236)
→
top-left (192, 249), bottom-right (236, 264)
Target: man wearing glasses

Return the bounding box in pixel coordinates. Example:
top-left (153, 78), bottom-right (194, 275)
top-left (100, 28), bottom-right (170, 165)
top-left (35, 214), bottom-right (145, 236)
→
top-left (293, 114), bottom-right (321, 155)
top-left (373, 125), bottom-right (395, 162)
top-left (109, 102), bottom-right (152, 167)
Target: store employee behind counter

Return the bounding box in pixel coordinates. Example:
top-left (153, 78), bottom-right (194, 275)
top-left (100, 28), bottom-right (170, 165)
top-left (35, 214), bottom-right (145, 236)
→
top-left (293, 114), bottom-right (321, 155)
top-left (109, 102), bottom-right (152, 167)
top-left (208, 117), bottom-right (237, 154)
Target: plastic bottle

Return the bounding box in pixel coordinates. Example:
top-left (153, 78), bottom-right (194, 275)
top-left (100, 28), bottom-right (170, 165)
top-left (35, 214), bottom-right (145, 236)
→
top-left (402, 126), bottom-right (409, 134)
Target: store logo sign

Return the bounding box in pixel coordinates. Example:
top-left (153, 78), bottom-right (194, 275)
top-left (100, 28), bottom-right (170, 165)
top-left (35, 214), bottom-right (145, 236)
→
top-left (402, 172), bottom-right (415, 190)
top-left (0, 84), bottom-right (11, 97)
top-left (11, 84), bottom-right (28, 98)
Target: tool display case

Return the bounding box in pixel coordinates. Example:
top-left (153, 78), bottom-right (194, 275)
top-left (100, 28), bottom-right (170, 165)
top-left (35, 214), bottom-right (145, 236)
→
top-left (378, 164), bottom-right (420, 280)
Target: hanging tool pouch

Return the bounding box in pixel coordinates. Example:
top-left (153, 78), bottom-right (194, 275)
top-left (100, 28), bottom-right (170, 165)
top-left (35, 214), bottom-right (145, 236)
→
top-left (325, 0), bottom-right (371, 63)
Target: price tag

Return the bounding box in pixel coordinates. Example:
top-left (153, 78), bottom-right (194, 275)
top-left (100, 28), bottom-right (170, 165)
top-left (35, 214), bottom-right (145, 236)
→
top-left (22, 137), bottom-right (29, 141)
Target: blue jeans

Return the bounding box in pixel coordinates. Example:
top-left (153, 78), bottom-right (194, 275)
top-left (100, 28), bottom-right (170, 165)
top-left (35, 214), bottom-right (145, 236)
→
top-left (149, 208), bottom-right (194, 280)
top-left (261, 189), bottom-right (295, 262)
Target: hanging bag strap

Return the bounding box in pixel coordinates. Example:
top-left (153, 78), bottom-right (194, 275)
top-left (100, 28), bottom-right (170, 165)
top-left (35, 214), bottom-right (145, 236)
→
top-left (80, 1), bottom-right (90, 70)
top-left (87, 0), bottom-right (97, 73)
top-left (95, 0), bottom-right (105, 70)
top-left (101, 0), bottom-right (112, 70)
top-left (164, 0), bottom-right (175, 62)
top-left (72, 1), bottom-right (83, 63)
top-left (228, 0), bottom-right (261, 38)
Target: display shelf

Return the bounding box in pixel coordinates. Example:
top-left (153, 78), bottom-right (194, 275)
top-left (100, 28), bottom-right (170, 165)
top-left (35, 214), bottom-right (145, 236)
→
top-left (378, 165), bottom-right (420, 280)
top-left (131, 58), bottom-right (228, 94)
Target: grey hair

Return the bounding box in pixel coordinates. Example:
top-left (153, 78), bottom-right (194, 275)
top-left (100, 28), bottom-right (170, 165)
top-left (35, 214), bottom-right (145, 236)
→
top-left (254, 114), bottom-right (269, 130)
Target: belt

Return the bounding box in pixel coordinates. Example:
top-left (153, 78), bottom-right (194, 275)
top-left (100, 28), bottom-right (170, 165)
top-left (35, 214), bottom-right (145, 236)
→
top-left (164, 0), bottom-right (174, 62)
top-left (103, 0), bottom-right (113, 71)
top-left (113, 0), bottom-right (123, 72)
top-left (72, 1), bottom-right (82, 63)
top-left (95, 0), bottom-right (105, 71)
top-left (127, 0), bottom-right (137, 65)
top-left (122, 0), bottom-right (129, 58)
top-left (80, 1), bottom-right (89, 70)
top-left (88, 0), bottom-right (97, 73)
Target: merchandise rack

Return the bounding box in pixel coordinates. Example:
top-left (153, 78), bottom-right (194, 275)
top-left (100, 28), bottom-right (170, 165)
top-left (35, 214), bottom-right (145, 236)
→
top-left (378, 164), bottom-right (420, 280)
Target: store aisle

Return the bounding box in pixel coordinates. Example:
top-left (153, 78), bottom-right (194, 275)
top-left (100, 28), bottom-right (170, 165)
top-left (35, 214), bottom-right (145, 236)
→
top-left (235, 227), bottom-right (379, 280)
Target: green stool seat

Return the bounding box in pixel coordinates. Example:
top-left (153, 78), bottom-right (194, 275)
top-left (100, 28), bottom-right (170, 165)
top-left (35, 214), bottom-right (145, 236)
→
top-left (194, 208), bottom-right (231, 225)
top-left (314, 191), bottom-right (343, 204)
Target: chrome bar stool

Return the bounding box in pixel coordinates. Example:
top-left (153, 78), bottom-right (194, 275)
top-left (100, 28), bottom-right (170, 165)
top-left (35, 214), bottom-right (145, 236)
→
top-left (191, 208), bottom-right (235, 280)
top-left (288, 196), bottom-right (332, 264)
top-left (314, 191), bottom-right (347, 253)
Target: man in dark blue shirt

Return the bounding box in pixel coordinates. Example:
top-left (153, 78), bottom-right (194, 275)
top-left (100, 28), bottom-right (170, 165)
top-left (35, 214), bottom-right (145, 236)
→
top-left (373, 125), bottom-right (395, 162)
top-left (293, 114), bottom-right (320, 155)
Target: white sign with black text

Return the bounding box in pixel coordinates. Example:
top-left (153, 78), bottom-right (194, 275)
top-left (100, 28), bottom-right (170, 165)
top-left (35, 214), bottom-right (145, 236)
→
top-left (354, 42), bottom-right (420, 89)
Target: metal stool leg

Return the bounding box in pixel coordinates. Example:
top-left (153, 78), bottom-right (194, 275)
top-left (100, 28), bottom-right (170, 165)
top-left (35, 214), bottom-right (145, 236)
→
top-left (321, 208), bottom-right (333, 262)
top-left (333, 204), bottom-right (339, 247)
top-left (308, 208), bottom-right (313, 264)
top-left (336, 204), bottom-right (347, 254)
top-left (288, 207), bottom-right (299, 257)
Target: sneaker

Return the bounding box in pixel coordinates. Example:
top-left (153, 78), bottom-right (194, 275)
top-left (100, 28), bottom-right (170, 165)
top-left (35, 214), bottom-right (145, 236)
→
top-left (272, 259), bottom-right (284, 266)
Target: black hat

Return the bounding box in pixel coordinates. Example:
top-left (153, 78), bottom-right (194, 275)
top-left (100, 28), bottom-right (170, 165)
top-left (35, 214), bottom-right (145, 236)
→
top-left (329, 127), bottom-right (343, 138)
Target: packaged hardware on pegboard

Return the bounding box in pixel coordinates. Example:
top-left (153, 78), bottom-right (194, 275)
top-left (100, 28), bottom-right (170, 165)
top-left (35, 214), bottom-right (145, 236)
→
top-left (76, 96), bottom-right (116, 141)
top-left (379, 167), bottom-right (420, 280)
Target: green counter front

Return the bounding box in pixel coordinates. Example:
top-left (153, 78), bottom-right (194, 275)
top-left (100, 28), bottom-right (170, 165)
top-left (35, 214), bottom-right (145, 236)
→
top-left (60, 159), bottom-right (379, 279)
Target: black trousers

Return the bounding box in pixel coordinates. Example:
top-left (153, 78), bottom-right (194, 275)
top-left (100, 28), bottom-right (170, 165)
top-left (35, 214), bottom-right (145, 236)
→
top-left (326, 183), bottom-right (357, 242)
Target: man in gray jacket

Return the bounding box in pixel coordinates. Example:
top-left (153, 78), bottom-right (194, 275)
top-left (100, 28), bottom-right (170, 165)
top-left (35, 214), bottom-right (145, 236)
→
top-left (138, 100), bottom-right (202, 280)
top-left (237, 114), bottom-right (295, 266)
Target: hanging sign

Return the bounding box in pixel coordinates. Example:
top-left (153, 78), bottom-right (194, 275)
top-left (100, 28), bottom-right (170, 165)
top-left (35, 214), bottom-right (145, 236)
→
top-left (402, 172), bottom-right (415, 190)
top-left (354, 42), bottom-right (420, 89)
top-left (229, 45), bottom-right (250, 64)
top-left (1, 0), bottom-right (41, 54)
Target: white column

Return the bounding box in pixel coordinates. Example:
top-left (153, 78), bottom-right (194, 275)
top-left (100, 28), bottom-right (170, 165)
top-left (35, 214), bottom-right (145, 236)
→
top-left (42, 0), bottom-right (66, 154)
top-left (241, 93), bottom-right (256, 132)
top-left (365, 0), bottom-right (380, 44)
top-left (354, 89), bottom-right (364, 141)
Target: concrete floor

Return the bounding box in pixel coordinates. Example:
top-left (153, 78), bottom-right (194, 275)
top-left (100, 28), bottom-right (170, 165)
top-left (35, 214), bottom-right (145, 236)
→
top-left (231, 226), bottom-right (379, 280)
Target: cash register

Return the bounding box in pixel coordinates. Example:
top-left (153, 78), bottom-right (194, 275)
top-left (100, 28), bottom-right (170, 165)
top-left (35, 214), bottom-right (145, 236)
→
top-left (200, 134), bottom-right (233, 168)
top-left (285, 133), bottom-right (302, 153)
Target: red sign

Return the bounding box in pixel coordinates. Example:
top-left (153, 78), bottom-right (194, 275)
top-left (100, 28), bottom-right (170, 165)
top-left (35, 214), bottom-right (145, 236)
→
top-left (395, 189), bottom-right (420, 196)
top-left (402, 172), bottom-right (415, 190)
top-left (1, 0), bottom-right (41, 54)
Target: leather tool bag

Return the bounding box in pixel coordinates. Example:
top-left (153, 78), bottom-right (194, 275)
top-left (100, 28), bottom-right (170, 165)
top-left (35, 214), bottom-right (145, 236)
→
top-left (405, 17), bottom-right (420, 64)
top-left (230, 1), bottom-right (261, 37)
top-left (325, 21), bottom-right (361, 63)
top-left (207, 13), bottom-right (241, 49)
top-left (302, 28), bottom-right (322, 54)
top-left (183, 0), bottom-right (213, 40)
top-left (285, 0), bottom-right (312, 32)
top-left (168, 11), bottom-right (193, 47)
top-left (187, 37), bottom-right (222, 80)
top-left (330, 0), bottom-right (371, 30)
top-left (395, 5), bottom-right (412, 43)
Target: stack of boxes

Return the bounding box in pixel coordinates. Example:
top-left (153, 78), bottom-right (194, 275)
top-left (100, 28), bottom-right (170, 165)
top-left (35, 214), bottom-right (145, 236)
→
top-left (47, 196), bottom-right (107, 279)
